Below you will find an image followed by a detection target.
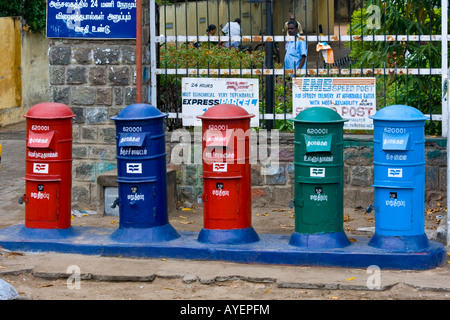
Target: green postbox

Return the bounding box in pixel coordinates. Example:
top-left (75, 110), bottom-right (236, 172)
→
top-left (289, 107), bottom-right (351, 249)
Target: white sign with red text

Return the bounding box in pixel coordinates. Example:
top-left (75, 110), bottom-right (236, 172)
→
top-left (181, 77), bottom-right (259, 127)
top-left (292, 77), bottom-right (376, 130)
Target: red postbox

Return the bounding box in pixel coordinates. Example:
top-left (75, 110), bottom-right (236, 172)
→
top-left (21, 103), bottom-right (75, 229)
top-left (197, 104), bottom-right (259, 244)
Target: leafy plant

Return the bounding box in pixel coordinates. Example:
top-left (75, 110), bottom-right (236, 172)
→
top-left (160, 42), bottom-right (266, 69)
top-left (273, 77), bottom-right (293, 131)
top-left (0, 0), bottom-right (46, 34)
top-left (347, 0), bottom-right (444, 135)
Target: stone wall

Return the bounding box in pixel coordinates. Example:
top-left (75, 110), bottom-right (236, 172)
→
top-left (167, 132), bottom-right (448, 209)
top-left (48, 3), bottom-right (150, 208)
top-left (49, 41), bottom-right (137, 206)
top-left (45, 0), bottom-right (447, 210)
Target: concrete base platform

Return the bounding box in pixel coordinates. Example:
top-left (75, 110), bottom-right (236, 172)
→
top-left (0, 224), bottom-right (446, 270)
top-left (96, 168), bottom-right (178, 216)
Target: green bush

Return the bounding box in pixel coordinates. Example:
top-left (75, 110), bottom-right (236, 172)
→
top-left (0, 0), bottom-right (46, 34)
top-left (160, 42), bottom-right (266, 69)
top-left (347, 0), bottom-right (443, 135)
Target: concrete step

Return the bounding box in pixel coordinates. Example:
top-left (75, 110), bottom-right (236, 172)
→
top-left (96, 168), bottom-right (177, 216)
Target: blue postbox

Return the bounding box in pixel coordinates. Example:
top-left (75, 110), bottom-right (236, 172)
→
top-left (369, 105), bottom-right (429, 251)
top-left (110, 103), bottom-right (179, 242)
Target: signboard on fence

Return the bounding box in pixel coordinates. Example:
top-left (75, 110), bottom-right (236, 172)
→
top-left (292, 77), bottom-right (376, 130)
top-left (181, 78), bottom-right (260, 127)
top-left (47, 0), bottom-right (136, 39)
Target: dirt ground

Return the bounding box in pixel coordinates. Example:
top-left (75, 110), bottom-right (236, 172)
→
top-left (4, 268), bottom-right (450, 301)
top-left (1, 203), bottom-right (449, 301)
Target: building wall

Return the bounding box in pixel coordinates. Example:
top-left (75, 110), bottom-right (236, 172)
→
top-left (159, 0), bottom-right (334, 38)
top-left (48, 39), bottom-right (147, 206)
top-left (159, 0), bottom-right (268, 37)
top-left (0, 17), bottom-right (49, 127)
top-left (0, 17), bottom-right (22, 126)
top-left (21, 28), bottom-right (50, 114)
top-left (47, 0), bottom-right (150, 207)
top-left (167, 132), bottom-right (447, 209)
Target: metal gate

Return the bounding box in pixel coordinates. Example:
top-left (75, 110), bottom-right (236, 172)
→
top-left (148, 0), bottom-right (449, 136)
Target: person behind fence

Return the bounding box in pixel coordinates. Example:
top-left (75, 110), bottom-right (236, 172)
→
top-left (221, 18), bottom-right (241, 49)
top-left (207, 24), bottom-right (217, 37)
top-left (206, 24), bottom-right (219, 46)
top-left (284, 21), bottom-right (307, 73)
top-left (283, 13), bottom-right (303, 35)
top-left (195, 24), bottom-right (218, 48)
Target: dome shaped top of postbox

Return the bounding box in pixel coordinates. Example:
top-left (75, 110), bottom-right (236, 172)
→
top-left (24, 103), bottom-right (75, 119)
top-left (370, 104), bottom-right (429, 122)
top-left (197, 104), bottom-right (255, 120)
top-left (292, 107), bottom-right (347, 123)
top-left (111, 103), bottom-right (168, 121)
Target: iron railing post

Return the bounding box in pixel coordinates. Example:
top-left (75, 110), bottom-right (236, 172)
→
top-left (265, 0), bottom-right (274, 130)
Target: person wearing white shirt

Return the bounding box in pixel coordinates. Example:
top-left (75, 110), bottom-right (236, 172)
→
top-left (221, 18), bottom-right (241, 49)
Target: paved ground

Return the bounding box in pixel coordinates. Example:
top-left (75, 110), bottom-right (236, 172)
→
top-left (1, 121), bottom-right (450, 304)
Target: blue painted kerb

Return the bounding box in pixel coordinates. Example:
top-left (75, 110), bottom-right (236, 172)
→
top-left (289, 231), bottom-right (351, 249)
top-left (197, 227), bottom-right (260, 244)
top-left (0, 224), bottom-right (446, 270)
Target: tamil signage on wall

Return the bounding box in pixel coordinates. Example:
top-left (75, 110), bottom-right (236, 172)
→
top-left (47, 0), bottom-right (136, 39)
top-left (181, 78), bottom-right (259, 127)
top-left (293, 77), bottom-right (376, 130)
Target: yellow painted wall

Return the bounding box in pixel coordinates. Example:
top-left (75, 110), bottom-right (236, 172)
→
top-left (0, 17), bottom-right (22, 126)
top-left (159, 0), bottom-right (333, 37)
top-left (159, 1), bottom-right (266, 37)
top-left (0, 17), bottom-right (49, 127)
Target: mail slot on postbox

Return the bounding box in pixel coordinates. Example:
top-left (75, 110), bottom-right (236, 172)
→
top-left (21, 103), bottom-right (75, 229)
top-left (197, 104), bottom-right (259, 244)
top-left (289, 107), bottom-right (350, 248)
top-left (369, 105), bottom-right (430, 251)
top-left (110, 103), bottom-right (179, 243)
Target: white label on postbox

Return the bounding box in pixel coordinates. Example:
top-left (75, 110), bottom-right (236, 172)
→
top-left (126, 163), bottom-right (142, 174)
top-left (30, 191), bottom-right (50, 200)
top-left (212, 189), bottom-right (230, 197)
top-left (388, 168), bottom-right (402, 178)
top-left (33, 163), bottom-right (49, 174)
top-left (310, 167), bottom-right (325, 177)
top-left (213, 162), bottom-right (227, 172)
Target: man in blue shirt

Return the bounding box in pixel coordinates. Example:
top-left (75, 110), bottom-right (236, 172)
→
top-left (284, 21), bottom-right (307, 73)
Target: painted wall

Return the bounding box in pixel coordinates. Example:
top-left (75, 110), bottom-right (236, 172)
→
top-left (159, 0), bottom-right (333, 38)
top-left (0, 17), bottom-right (22, 126)
top-left (0, 17), bottom-right (49, 127)
top-left (21, 28), bottom-right (50, 116)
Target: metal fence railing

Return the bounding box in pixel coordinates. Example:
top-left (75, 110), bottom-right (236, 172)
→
top-left (149, 0), bottom-right (449, 136)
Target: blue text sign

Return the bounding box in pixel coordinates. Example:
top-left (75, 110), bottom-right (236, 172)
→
top-left (47, 0), bottom-right (136, 39)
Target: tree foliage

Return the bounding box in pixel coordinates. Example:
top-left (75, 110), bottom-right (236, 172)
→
top-left (347, 0), bottom-right (444, 134)
top-left (0, 0), bottom-right (46, 34)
